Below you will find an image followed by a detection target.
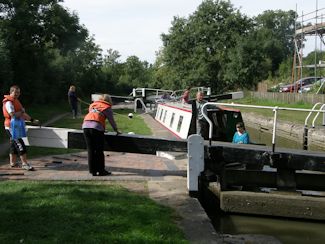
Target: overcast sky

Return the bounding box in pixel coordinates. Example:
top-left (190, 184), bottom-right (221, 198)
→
top-left (61, 0), bottom-right (323, 63)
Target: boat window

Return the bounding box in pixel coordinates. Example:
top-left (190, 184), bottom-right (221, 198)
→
top-left (212, 113), bottom-right (219, 127)
top-left (157, 107), bottom-right (160, 119)
top-left (170, 113), bottom-right (175, 127)
top-left (160, 109), bottom-right (164, 120)
top-left (177, 115), bottom-right (183, 132)
top-left (163, 110), bottom-right (167, 123)
top-left (222, 114), bottom-right (227, 127)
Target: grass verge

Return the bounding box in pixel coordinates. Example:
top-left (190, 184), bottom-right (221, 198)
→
top-left (225, 96), bottom-right (323, 125)
top-left (0, 181), bottom-right (187, 243)
top-left (52, 109), bottom-right (152, 135)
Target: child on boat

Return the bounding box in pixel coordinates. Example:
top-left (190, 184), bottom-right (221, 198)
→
top-left (232, 122), bottom-right (250, 144)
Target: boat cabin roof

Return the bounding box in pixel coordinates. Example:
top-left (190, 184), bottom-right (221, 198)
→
top-left (159, 101), bottom-right (241, 113)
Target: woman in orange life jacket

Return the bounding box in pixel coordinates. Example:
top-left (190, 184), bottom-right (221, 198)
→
top-left (2, 85), bottom-right (38, 170)
top-left (82, 94), bottom-right (121, 176)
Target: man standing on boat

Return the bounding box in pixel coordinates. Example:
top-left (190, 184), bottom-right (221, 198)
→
top-left (192, 91), bottom-right (208, 138)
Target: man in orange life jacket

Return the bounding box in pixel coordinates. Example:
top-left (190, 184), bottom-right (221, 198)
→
top-left (82, 94), bottom-right (121, 176)
top-left (2, 85), bottom-right (36, 170)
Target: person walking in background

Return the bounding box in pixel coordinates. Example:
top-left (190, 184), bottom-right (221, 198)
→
top-left (68, 85), bottom-right (80, 119)
top-left (2, 85), bottom-right (37, 170)
top-left (82, 94), bottom-right (121, 176)
top-left (232, 122), bottom-right (250, 144)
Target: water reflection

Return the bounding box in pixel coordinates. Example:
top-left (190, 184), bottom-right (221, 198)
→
top-left (247, 126), bottom-right (324, 152)
top-left (218, 214), bottom-right (325, 244)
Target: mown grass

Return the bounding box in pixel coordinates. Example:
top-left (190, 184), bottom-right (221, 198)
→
top-left (52, 109), bottom-right (152, 135)
top-left (27, 102), bottom-right (70, 124)
top-left (0, 181), bottom-right (187, 243)
top-left (225, 96), bottom-right (323, 125)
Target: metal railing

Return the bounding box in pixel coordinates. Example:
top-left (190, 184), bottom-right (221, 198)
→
top-left (131, 87), bottom-right (212, 104)
top-left (134, 98), bottom-right (149, 113)
top-left (305, 102), bottom-right (325, 127)
top-left (202, 102), bottom-right (325, 152)
top-left (131, 88), bottom-right (173, 98)
top-left (312, 103), bottom-right (325, 127)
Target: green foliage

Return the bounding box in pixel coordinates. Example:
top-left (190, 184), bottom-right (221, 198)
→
top-left (156, 1), bottom-right (296, 93)
top-left (0, 0), bottom-right (101, 103)
top-left (0, 181), bottom-right (187, 243)
top-left (227, 9), bottom-right (296, 88)
top-left (277, 51), bottom-right (325, 83)
top-left (278, 57), bottom-right (293, 82)
top-left (254, 10), bottom-right (296, 75)
top-left (119, 56), bottom-right (152, 89)
top-left (301, 51), bottom-right (325, 77)
top-left (101, 49), bottom-right (123, 93)
top-left (0, 28), bottom-right (12, 91)
top-left (159, 0), bottom-right (252, 91)
top-left (225, 32), bottom-right (272, 90)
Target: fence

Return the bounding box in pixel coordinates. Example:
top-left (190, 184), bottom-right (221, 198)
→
top-left (249, 91), bottom-right (325, 104)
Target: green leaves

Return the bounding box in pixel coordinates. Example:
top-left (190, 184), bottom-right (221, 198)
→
top-left (0, 0), bottom-right (299, 103)
top-left (156, 1), bottom-right (296, 92)
top-left (159, 0), bottom-right (252, 91)
top-left (0, 0), bottom-right (98, 103)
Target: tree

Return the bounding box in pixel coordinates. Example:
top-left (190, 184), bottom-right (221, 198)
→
top-left (100, 49), bottom-right (124, 94)
top-left (254, 10), bottom-right (296, 76)
top-left (0, 27), bottom-right (12, 93)
top-left (156, 2), bottom-right (297, 92)
top-left (0, 0), bottom-right (92, 103)
top-left (225, 32), bottom-right (272, 90)
top-left (119, 56), bottom-right (152, 90)
top-left (159, 0), bottom-right (252, 92)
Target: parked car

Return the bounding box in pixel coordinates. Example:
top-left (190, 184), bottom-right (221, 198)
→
top-left (279, 77), bottom-right (322, 92)
top-left (299, 78), bottom-right (325, 93)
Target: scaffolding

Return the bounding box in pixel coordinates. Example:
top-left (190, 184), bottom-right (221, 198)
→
top-left (293, 0), bottom-right (325, 88)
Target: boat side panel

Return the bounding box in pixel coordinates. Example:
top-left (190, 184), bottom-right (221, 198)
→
top-left (155, 103), bottom-right (192, 139)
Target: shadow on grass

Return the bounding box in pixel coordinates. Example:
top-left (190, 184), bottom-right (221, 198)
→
top-left (0, 181), bottom-right (187, 243)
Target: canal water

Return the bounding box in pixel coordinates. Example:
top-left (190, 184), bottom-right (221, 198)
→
top-left (217, 214), bottom-right (325, 244)
top-left (212, 126), bottom-right (325, 243)
top-left (247, 126), bottom-right (324, 152)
